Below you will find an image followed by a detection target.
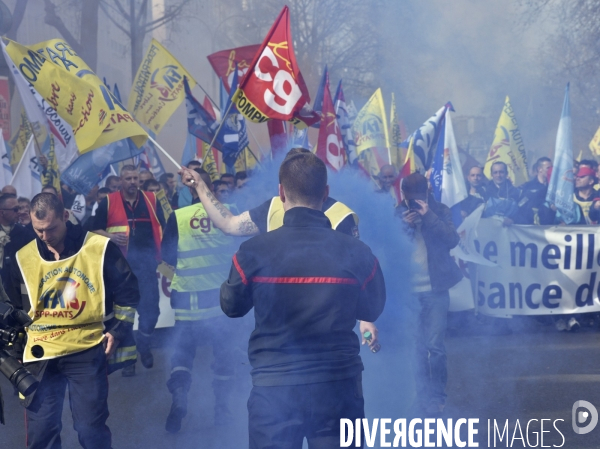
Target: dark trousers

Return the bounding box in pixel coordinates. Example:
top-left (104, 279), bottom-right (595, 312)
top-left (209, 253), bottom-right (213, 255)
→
top-left (414, 290), bottom-right (450, 406)
top-left (128, 259), bottom-right (160, 335)
top-left (248, 375), bottom-right (364, 449)
top-left (25, 344), bottom-right (111, 449)
top-left (167, 318), bottom-right (237, 407)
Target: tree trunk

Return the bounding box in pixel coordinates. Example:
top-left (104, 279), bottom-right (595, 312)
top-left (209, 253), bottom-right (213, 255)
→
top-left (79, 0), bottom-right (101, 70)
top-left (7, 0), bottom-right (28, 40)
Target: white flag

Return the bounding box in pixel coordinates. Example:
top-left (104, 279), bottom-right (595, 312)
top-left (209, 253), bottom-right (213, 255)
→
top-left (451, 204), bottom-right (497, 266)
top-left (10, 135), bottom-right (42, 199)
top-left (0, 132), bottom-right (12, 186)
top-left (441, 111), bottom-right (468, 208)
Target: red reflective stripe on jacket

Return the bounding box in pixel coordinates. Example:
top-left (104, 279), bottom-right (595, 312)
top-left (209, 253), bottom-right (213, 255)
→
top-left (251, 276), bottom-right (359, 285)
top-left (233, 253), bottom-right (248, 285)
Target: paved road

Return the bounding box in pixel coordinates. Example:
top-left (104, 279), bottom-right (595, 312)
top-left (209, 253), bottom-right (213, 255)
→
top-left (1, 318), bottom-right (600, 448)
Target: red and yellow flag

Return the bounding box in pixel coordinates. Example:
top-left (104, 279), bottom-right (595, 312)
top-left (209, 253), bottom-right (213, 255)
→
top-left (207, 45), bottom-right (261, 93)
top-left (233, 6), bottom-right (319, 129)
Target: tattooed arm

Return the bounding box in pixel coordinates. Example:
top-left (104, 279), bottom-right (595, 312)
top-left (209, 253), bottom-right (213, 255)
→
top-left (179, 168), bottom-right (260, 236)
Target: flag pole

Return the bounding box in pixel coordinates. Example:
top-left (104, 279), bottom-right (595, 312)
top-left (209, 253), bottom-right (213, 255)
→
top-left (192, 77), bottom-right (266, 157)
top-left (206, 100), bottom-right (235, 154)
top-left (146, 135), bottom-right (182, 170)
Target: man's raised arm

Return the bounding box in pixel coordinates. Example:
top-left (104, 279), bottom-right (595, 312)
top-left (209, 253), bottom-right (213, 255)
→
top-left (179, 167), bottom-right (260, 236)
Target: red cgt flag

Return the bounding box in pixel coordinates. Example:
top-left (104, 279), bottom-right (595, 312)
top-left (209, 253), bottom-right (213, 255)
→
top-left (207, 44), bottom-right (261, 93)
top-left (233, 6), bottom-right (319, 129)
top-left (315, 74), bottom-right (346, 171)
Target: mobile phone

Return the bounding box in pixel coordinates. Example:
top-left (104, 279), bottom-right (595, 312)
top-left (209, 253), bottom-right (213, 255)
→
top-left (407, 199), bottom-right (422, 210)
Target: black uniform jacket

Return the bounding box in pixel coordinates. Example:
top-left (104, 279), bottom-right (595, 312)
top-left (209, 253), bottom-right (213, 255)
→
top-left (220, 207), bottom-right (386, 387)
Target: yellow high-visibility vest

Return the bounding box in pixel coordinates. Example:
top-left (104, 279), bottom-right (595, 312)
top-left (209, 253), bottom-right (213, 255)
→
top-left (170, 203), bottom-right (236, 293)
top-left (17, 233), bottom-right (108, 362)
top-left (266, 197), bottom-right (358, 232)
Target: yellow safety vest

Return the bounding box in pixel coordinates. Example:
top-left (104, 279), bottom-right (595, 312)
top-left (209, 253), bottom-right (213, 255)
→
top-left (171, 203), bottom-right (236, 294)
top-left (17, 233), bottom-right (108, 363)
top-left (574, 195), bottom-right (594, 224)
top-left (266, 197), bottom-right (358, 232)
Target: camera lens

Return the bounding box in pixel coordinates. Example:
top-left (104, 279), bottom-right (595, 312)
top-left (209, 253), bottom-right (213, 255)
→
top-left (0, 350), bottom-right (38, 396)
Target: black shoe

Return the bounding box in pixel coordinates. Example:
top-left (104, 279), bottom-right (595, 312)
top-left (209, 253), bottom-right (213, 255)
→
top-left (166, 388), bottom-right (188, 433)
top-left (140, 350), bottom-right (154, 369)
top-left (121, 364), bottom-right (136, 377)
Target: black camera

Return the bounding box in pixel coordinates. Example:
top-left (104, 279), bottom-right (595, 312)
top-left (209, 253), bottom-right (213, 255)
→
top-left (0, 302), bottom-right (39, 398)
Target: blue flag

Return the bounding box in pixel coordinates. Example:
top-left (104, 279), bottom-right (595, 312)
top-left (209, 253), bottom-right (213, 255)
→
top-left (181, 132), bottom-right (202, 166)
top-left (184, 77), bottom-right (222, 151)
top-left (311, 66), bottom-right (328, 129)
top-left (216, 68), bottom-right (249, 167)
top-left (546, 83), bottom-right (578, 224)
top-left (401, 105), bottom-right (448, 170)
top-left (61, 138), bottom-right (142, 194)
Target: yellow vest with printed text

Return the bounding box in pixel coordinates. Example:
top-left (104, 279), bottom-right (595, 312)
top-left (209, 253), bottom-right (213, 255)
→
top-left (17, 233), bottom-right (108, 363)
top-left (171, 203), bottom-right (236, 293)
top-left (266, 197), bottom-right (358, 232)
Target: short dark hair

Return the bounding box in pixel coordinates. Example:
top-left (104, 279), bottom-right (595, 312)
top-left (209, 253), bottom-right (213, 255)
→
top-left (213, 180), bottom-right (228, 190)
top-left (159, 173), bottom-right (174, 184)
top-left (120, 164), bottom-right (138, 175)
top-left (41, 185), bottom-right (59, 195)
top-left (194, 168), bottom-right (213, 190)
top-left (187, 160), bottom-right (201, 169)
top-left (279, 152), bottom-right (327, 205)
top-left (235, 171), bottom-right (247, 181)
top-left (97, 187), bottom-right (111, 195)
top-left (143, 179), bottom-right (161, 191)
top-left (220, 173), bottom-right (234, 181)
top-left (491, 161), bottom-right (508, 173)
top-left (0, 193), bottom-right (17, 208)
top-left (401, 173), bottom-right (428, 194)
top-left (17, 197), bottom-right (30, 205)
top-left (30, 192), bottom-right (64, 220)
top-left (106, 175), bottom-right (120, 185)
top-left (533, 157), bottom-right (552, 173)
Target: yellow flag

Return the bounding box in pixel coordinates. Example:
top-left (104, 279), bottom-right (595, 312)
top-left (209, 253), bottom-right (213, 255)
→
top-left (201, 143), bottom-right (223, 182)
top-left (8, 109), bottom-right (31, 168)
top-left (234, 147), bottom-right (259, 173)
top-left (128, 39), bottom-right (196, 134)
top-left (589, 126), bottom-right (600, 157)
top-left (484, 96), bottom-right (528, 186)
top-left (389, 93), bottom-right (403, 170)
top-left (352, 88), bottom-right (390, 160)
top-left (4, 38), bottom-right (147, 153)
top-left (404, 137), bottom-right (417, 174)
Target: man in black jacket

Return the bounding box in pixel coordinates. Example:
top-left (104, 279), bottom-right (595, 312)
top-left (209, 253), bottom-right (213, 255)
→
top-left (8, 193), bottom-right (139, 449)
top-left (220, 152), bottom-right (386, 449)
top-left (398, 173), bottom-right (462, 417)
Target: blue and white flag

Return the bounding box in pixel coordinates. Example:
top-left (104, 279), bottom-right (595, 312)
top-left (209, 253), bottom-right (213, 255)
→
top-left (0, 135), bottom-right (11, 186)
top-left (184, 77), bottom-right (222, 151)
top-left (216, 69), bottom-right (249, 167)
top-left (546, 83), bottom-right (577, 224)
top-left (440, 108), bottom-right (467, 208)
top-left (402, 105), bottom-right (447, 170)
top-left (135, 131), bottom-right (166, 179)
top-left (334, 80), bottom-right (357, 164)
